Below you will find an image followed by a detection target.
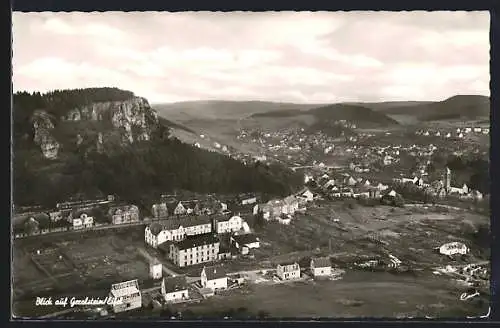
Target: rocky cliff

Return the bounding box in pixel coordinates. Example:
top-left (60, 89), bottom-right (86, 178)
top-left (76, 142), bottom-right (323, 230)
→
top-left (30, 97), bottom-right (159, 159)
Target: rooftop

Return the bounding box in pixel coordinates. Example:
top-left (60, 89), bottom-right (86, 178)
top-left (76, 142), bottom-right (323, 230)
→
top-left (147, 216), bottom-right (213, 235)
top-left (311, 257), bottom-right (331, 268)
top-left (203, 265), bottom-right (227, 280)
top-left (173, 233), bottom-right (219, 251)
top-left (162, 275), bottom-right (188, 293)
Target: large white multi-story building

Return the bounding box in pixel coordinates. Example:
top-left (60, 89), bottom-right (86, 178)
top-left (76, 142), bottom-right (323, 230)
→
top-left (144, 216), bottom-right (212, 248)
top-left (169, 233), bottom-right (220, 267)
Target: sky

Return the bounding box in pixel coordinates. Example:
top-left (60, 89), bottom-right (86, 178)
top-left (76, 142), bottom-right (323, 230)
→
top-left (12, 11), bottom-right (490, 104)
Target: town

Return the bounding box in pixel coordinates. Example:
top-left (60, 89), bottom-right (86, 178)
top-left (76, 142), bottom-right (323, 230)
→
top-left (12, 10), bottom-right (490, 321)
top-left (12, 118), bottom-right (490, 319)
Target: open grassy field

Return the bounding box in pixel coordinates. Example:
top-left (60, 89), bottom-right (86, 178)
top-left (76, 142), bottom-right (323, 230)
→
top-left (251, 201), bottom-right (489, 267)
top-left (168, 270), bottom-right (488, 318)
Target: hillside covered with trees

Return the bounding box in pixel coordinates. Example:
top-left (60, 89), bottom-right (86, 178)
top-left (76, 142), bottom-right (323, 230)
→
top-left (13, 88), bottom-right (303, 208)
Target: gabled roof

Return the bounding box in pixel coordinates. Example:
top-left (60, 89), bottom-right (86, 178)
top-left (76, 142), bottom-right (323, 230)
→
top-left (174, 233), bottom-right (219, 251)
top-left (147, 216), bottom-right (212, 234)
top-left (179, 200), bottom-right (199, 209)
top-left (232, 233), bottom-right (259, 245)
top-left (278, 261), bottom-right (299, 268)
top-left (110, 279), bottom-right (140, 298)
top-left (162, 275), bottom-right (188, 293)
top-left (203, 265), bottom-right (227, 280)
top-left (311, 257), bottom-right (331, 268)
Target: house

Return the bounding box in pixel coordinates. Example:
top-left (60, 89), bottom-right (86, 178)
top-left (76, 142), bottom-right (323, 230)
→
top-left (283, 196), bottom-right (299, 214)
top-left (108, 205), bottom-right (140, 225)
top-left (231, 233), bottom-right (260, 250)
top-left (439, 242), bottom-right (468, 256)
top-left (240, 194), bottom-right (257, 205)
top-left (49, 211), bottom-right (64, 222)
top-left (474, 127), bottom-right (482, 133)
top-left (368, 187), bottom-right (381, 199)
top-left (449, 184), bottom-right (469, 196)
top-left (82, 213), bottom-right (94, 228)
top-left (169, 233), bottom-right (220, 267)
top-left (108, 279), bottom-right (142, 313)
top-left (144, 216), bottom-right (212, 248)
top-left (376, 183), bottom-right (389, 191)
top-left (253, 196), bottom-right (299, 221)
top-left (173, 201), bottom-right (200, 216)
top-left (341, 188), bottom-right (353, 197)
top-left (151, 202), bottom-right (168, 219)
top-left (161, 275), bottom-right (189, 303)
top-left (213, 215), bottom-right (244, 234)
top-left (345, 176), bottom-right (358, 186)
top-left (310, 257), bottom-right (332, 278)
top-left (72, 217), bottom-right (83, 230)
top-left (383, 155), bottom-right (393, 166)
top-left (323, 179), bottom-right (336, 190)
top-left (201, 265), bottom-right (228, 291)
top-left (278, 215), bottom-right (292, 225)
top-left (472, 190), bottom-right (484, 200)
top-left (277, 262), bottom-right (301, 280)
top-left (298, 189), bottom-right (314, 202)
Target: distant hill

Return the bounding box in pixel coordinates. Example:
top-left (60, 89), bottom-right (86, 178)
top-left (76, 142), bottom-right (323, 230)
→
top-left (154, 100), bottom-right (322, 121)
top-left (309, 104), bottom-right (400, 127)
top-left (250, 109), bottom-right (306, 118)
top-left (158, 117), bottom-right (196, 134)
top-left (344, 101), bottom-right (434, 112)
top-left (378, 95), bottom-right (490, 121)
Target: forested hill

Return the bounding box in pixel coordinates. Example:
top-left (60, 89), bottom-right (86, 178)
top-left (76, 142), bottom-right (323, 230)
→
top-left (13, 88), bottom-right (303, 208)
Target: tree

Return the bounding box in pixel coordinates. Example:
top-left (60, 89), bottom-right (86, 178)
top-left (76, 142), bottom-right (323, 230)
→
top-left (254, 210), bottom-right (266, 230)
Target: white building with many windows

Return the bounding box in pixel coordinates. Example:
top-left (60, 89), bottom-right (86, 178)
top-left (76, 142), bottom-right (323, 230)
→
top-left (169, 233), bottom-right (220, 267)
top-left (277, 262), bottom-right (301, 280)
top-left (144, 216), bottom-right (212, 248)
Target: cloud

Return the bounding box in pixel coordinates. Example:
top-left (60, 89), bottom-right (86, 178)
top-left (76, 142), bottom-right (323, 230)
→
top-left (12, 11), bottom-right (489, 103)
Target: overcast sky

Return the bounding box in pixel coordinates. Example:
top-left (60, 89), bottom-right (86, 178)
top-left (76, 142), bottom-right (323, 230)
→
top-left (12, 11), bottom-right (489, 104)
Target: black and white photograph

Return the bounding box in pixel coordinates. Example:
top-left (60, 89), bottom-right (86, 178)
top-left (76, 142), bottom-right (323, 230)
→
top-left (11, 11), bottom-right (491, 320)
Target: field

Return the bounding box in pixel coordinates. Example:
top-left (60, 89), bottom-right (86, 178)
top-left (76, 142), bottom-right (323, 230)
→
top-left (170, 201), bottom-right (490, 319)
top-left (12, 228), bottom-right (150, 318)
top-left (250, 202), bottom-right (489, 266)
top-left (169, 270), bottom-right (487, 318)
